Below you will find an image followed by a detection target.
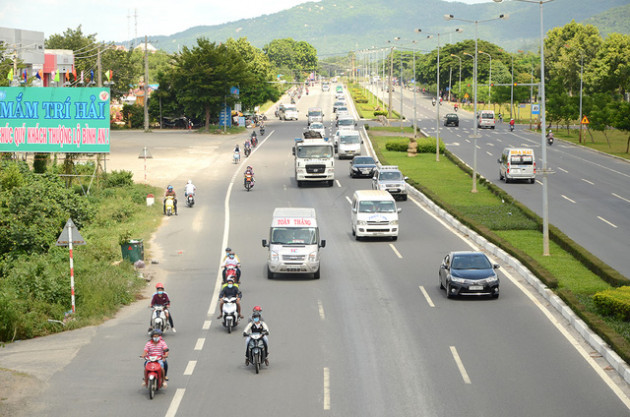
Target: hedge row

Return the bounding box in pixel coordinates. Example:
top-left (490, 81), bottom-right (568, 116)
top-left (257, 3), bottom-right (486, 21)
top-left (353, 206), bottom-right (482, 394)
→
top-left (593, 287), bottom-right (630, 321)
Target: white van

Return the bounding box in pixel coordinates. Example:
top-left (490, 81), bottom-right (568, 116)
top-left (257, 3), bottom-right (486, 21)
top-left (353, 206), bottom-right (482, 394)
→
top-left (477, 110), bottom-right (496, 129)
top-left (280, 104), bottom-right (298, 120)
top-left (262, 208), bottom-right (326, 279)
top-left (335, 130), bottom-right (362, 159)
top-left (351, 190), bottom-right (401, 241)
top-left (498, 147), bottom-right (536, 183)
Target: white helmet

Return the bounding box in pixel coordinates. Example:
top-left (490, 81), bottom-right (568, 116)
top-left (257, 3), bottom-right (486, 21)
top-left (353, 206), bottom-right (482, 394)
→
top-left (549, 130), bottom-right (552, 134)
top-left (187, 180), bottom-right (192, 184)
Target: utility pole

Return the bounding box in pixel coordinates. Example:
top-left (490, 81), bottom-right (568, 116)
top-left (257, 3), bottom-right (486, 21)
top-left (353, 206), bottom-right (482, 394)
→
top-left (388, 47), bottom-right (394, 119)
top-left (97, 47), bottom-right (102, 87)
top-left (144, 35), bottom-right (149, 132)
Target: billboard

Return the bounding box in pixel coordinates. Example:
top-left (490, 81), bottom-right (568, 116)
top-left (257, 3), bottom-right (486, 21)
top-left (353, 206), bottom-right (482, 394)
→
top-left (0, 87), bottom-right (111, 153)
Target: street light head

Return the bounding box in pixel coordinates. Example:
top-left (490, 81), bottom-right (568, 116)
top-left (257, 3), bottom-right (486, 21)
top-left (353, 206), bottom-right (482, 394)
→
top-left (426, 35), bottom-right (433, 39)
top-left (493, 0), bottom-right (503, 2)
top-left (444, 14), bottom-right (454, 20)
top-left (456, 28), bottom-right (463, 33)
top-left (500, 14), bottom-right (509, 20)
top-left (394, 36), bottom-right (401, 40)
top-left (415, 28), bottom-right (422, 33)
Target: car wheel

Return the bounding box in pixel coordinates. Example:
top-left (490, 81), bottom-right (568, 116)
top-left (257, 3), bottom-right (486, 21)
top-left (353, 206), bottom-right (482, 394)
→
top-left (267, 266), bottom-right (274, 280)
top-left (439, 275), bottom-right (445, 290)
top-left (492, 293), bottom-right (499, 299)
top-left (530, 178), bottom-right (535, 184)
top-left (401, 195), bottom-right (408, 201)
top-left (499, 171), bottom-right (504, 181)
top-left (297, 180), bottom-right (303, 187)
top-left (391, 236), bottom-right (398, 241)
top-left (446, 282), bottom-right (454, 299)
top-left (314, 268), bottom-right (320, 280)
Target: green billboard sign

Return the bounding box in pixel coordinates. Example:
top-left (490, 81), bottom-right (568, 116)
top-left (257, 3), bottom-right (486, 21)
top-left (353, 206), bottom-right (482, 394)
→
top-left (0, 87), bottom-right (111, 153)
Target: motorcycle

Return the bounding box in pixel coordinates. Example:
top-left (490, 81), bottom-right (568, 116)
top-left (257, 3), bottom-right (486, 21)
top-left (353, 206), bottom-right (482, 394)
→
top-left (260, 126), bottom-right (265, 136)
top-left (164, 196), bottom-right (175, 216)
top-left (223, 265), bottom-right (239, 283)
top-left (150, 305), bottom-right (169, 333)
top-left (510, 124), bottom-right (515, 132)
top-left (233, 151), bottom-right (240, 164)
top-left (245, 332), bottom-right (268, 374)
top-left (432, 99), bottom-right (436, 107)
top-left (244, 145), bottom-right (251, 157)
top-left (251, 135), bottom-right (258, 148)
top-left (244, 173), bottom-right (254, 192)
top-left (186, 193), bottom-right (195, 208)
top-left (547, 132), bottom-right (554, 145)
top-left (221, 296), bottom-right (239, 333)
top-left (454, 106), bottom-right (458, 112)
top-left (142, 355), bottom-right (165, 399)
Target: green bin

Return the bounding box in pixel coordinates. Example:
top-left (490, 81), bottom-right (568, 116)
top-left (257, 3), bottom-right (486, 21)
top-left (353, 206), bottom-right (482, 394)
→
top-left (121, 239), bottom-right (144, 263)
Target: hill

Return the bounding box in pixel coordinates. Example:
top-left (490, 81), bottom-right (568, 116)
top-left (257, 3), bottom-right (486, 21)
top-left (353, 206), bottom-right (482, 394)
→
top-left (582, 3), bottom-right (630, 38)
top-left (139, 0), bottom-right (630, 56)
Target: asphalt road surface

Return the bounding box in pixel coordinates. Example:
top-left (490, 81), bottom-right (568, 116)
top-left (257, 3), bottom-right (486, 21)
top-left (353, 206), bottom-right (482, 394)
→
top-left (2, 86), bottom-right (630, 417)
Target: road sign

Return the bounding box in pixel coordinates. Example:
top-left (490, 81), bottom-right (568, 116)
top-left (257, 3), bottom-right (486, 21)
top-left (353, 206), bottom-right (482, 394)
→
top-left (56, 218), bottom-right (86, 246)
top-left (464, 93), bottom-right (469, 99)
top-left (581, 115), bottom-right (590, 124)
top-left (219, 105), bottom-right (232, 127)
top-left (531, 104), bottom-right (540, 115)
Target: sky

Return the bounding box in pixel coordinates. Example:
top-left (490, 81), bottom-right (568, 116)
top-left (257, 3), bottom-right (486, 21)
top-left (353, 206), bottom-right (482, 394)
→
top-left (1, 0), bottom-right (489, 43)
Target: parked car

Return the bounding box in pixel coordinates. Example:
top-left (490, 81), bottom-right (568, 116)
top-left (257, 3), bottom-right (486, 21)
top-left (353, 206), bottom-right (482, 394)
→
top-left (349, 156), bottom-right (378, 178)
top-left (439, 251), bottom-right (500, 299)
top-left (443, 113), bottom-right (459, 127)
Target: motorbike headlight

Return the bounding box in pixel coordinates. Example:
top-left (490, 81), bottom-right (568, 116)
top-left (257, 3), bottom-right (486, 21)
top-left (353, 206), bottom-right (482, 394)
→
top-left (271, 251), bottom-right (279, 262)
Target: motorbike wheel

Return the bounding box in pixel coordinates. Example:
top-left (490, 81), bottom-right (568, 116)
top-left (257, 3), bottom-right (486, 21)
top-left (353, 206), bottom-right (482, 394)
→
top-left (149, 378), bottom-right (156, 399)
top-left (255, 357), bottom-right (260, 374)
top-left (227, 322), bottom-right (232, 333)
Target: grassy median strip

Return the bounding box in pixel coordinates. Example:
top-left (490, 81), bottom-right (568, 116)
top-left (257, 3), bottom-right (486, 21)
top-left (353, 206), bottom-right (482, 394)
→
top-left (368, 133), bottom-right (630, 362)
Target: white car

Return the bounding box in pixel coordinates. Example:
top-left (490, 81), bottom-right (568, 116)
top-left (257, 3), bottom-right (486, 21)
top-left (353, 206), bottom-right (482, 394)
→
top-left (308, 122), bottom-right (326, 138)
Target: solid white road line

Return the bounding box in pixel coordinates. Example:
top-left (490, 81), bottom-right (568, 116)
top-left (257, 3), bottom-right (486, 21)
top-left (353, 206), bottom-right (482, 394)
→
top-left (202, 320), bottom-right (212, 330)
top-left (419, 286), bottom-right (435, 307)
top-left (581, 178), bottom-right (594, 185)
top-left (165, 388), bottom-right (186, 417)
top-left (323, 367), bottom-right (331, 410)
top-left (558, 167), bottom-right (569, 173)
top-left (613, 193), bottom-right (630, 204)
top-left (336, 179), bottom-right (342, 187)
top-left (183, 360), bottom-right (197, 376)
top-left (318, 300), bottom-right (326, 320)
top-left (194, 338), bottom-right (205, 351)
top-left (561, 195), bottom-right (576, 204)
top-left (597, 216), bottom-right (618, 228)
top-left (450, 346), bottom-right (472, 384)
top-left (389, 243), bottom-right (403, 259)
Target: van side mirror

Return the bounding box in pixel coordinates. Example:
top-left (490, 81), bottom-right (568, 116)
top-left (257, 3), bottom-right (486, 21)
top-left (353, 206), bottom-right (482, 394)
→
top-left (262, 239), bottom-right (268, 248)
top-left (292, 148), bottom-right (295, 156)
top-left (320, 239), bottom-right (326, 248)
top-left (352, 208), bottom-right (357, 213)
top-left (397, 207), bottom-right (402, 213)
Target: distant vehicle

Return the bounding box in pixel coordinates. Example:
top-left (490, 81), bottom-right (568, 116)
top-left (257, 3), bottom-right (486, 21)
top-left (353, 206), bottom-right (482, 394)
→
top-left (307, 122), bottom-right (326, 138)
top-left (322, 83), bottom-right (330, 92)
top-left (349, 156), bottom-right (377, 178)
top-left (334, 130), bottom-right (362, 159)
top-left (335, 107), bottom-right (349, 119)
top-left (336, 115), bottom-right (357, 130)
top-left (439, 251), bottom-right (500, 299)
top-left (336, 85), bottom-right (343, 93)
top-left (335, 93), bottom-right (345, 101)
top-left (498, 147), bottom-right (536, 184)
top-left (307, 107), bottom-right (324, 126)
top-left (371, 165), bottom-right (408, 201)
top-left (333, 101), bottom-right (346, 113)
top-left (477, 110), bottom-right (496, 129)
top-left (279, 104), bottom-right (298, 121)
top-left (293, 134), bottom-right (335, 187)
top-left (443, 113), bottom-right (459, 127)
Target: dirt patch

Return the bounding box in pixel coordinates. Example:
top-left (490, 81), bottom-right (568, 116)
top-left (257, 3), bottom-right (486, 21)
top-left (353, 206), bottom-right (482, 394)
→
top-left (0, 368), bottom-right (42, 417)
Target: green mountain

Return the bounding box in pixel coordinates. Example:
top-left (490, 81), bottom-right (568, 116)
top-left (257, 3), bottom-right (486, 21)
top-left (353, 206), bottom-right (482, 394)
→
top-left (582, 3), bottom-right (630, 38)
top-left (141, 0), bottom-right (630, 56)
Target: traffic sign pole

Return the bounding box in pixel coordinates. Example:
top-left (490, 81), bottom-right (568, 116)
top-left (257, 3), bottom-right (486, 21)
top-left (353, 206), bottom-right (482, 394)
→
top-left (68, 225), bottom-right (76, 314)
top-left (56, 218), bottom-right (86, 314)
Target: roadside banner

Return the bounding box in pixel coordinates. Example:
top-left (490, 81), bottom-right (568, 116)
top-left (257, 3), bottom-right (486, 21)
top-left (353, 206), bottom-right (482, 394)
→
top-left (0, 87), bottom-right (111, 153)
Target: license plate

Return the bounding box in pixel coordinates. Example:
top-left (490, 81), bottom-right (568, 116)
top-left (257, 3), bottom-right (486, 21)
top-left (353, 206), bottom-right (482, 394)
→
top-left (469, 285), bottom-right (483, 291)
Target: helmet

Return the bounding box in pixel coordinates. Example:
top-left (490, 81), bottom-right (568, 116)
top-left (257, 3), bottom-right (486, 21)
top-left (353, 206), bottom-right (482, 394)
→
top-left (253, 306), bottom-right (262, 313)
top-left (247, 166), bottom-right (252, 170)
top-left (549, 130), bottom-right (553, 133)
top-left (151, 329), bottom-right (162, 337)
top-left (167, 185), bottom-right (173, 191)
top-left (225, 247), bottom-right (232, 252)
top-left (187, 180), bottom-right (192, 184)
top-left (156, 283), bottom-right (164, 289)
top-left (226, 277), bottom-right (234, 283)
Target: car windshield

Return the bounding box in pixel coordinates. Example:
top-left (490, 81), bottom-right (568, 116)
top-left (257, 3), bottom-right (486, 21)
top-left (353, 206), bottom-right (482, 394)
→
top-left (337, 107), bottom-right (348, 112)
top-left (310, 123), bottom-right (324, 129)
top-left (285, 106), bottom-right (297, 112)
top-left (296, 145), bottom-right (333, 158)
top-left (334, 101), bottom-right (345, 107)
top-left (340, 134), bottom-right (360, 144)
top-left (338, 119), bottom-right (354, 126)
top-left (354, 157), bottom-right (375, 165)
top-left (309, 110), bottom-right (322, 117)
top-left (359, 201), bottom-right (396, 213)
top-left (451, 254), bottom-right (492, 270)
top-left (380, 171), bottom-right (403, 181)
top-left (270, 227), bottom-right (318, 245)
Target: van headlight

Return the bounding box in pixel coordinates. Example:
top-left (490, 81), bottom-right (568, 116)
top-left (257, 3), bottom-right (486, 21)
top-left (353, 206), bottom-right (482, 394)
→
top-left (390, 220), bottom-right (398, 225)
top-left (271, 251), bottom-right (279, 262)
top-left (308, 252), bottom-right (317, 262)
top-left (357, 220), bottom-right (367, 225)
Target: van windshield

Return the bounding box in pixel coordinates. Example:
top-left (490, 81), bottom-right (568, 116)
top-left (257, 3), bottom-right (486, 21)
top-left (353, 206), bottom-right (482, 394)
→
top-left (359, 201), bottom-right (396, 213)
top-left (481, 113), bottom-right (494, 119)
top-left (285, 106), bottom-right (297, 112)
top-left (308, 110), bottom-right (322, 117)
top-left (340, 134), bottom-right (360, 144)
top-left (270, 227), bottom-right (318, 245)
top-left (338, 119), bottom-right (354, 126)
top-left (510, 155), bottom-right (533, 165)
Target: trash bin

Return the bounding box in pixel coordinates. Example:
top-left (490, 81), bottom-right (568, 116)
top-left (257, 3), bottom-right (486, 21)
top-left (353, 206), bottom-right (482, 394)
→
top-left (121, 239), bottom-right (144, 263)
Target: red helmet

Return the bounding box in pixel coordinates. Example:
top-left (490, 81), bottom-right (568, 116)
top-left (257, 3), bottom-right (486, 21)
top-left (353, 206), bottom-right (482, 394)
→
top-left (253, 306), bottom-right (262, 313)
top-left (156, 283), bottom-right (164, 289)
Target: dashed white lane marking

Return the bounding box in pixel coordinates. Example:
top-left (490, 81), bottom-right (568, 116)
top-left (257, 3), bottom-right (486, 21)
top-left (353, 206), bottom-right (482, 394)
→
top-left (487, 142), bottom-right (494, 147)
top-left (345, 195), bottom-right (352, 205)
top-left (419, 286), bottom-right (435, 307)
top-left (597, 216), bottom-right (618, 228)
top-left (450, 346), bottom-right (472, 384)
top-left (323, 367), bottom-right (331, 410)
top-left (318, 300), bottom-right (326, 320)
top-left (194, 338), bottom-right (205, 351)
top-left (202, 320), bottom-right (212, 330)
top-left (183, 360), bottom-right (197, 376)
top-left (558, 167), bottom-right (569, 173)
top-left (613, 193), bottom-right (630, 204)
top-left (486, 151), bottom-right (493, 156)
top-left (561, 195), bottom-right (576, 204)
top-left (535, 179), bottom-right (543, 185)
top-left (581, 178), bottom-right (594, 185)
top-left (335, 180), bottom-right (342, 187)
top-left (389, 243), bottom-right (403, 258)
top-left (165, 388), bottom-right (186, 417)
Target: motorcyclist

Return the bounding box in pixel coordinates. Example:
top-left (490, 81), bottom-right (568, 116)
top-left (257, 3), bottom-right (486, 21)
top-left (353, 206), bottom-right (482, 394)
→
top-left (217, 277), bottom-right (244, 319)
top-left (142, 329), bottom-right (169, 386)
top-left (163, 185), bottom-right (177, 215)
top-left (249, 305), bottom-right (264, 322)
top-left (244, 165), bottom-right (255, 188)
top-left (243, 312), bottom-right (269, 366)
top-left (244, 138), bottom-right (252, 153)
top-left (221, 251), bottom-right (241, 281)
top-left (148, 282), bottom-right (175, 333)
top-left (184, 180), bottom-right (196, 198)
top-left (454, 102), bottom-right (458, 111)
top-left (546, 129), bottom-right (554, 144)
top-left (509, 118), bottom-right (515, 131)
top-left (498, 113), bottom-right (503, 124)
top-left (432, 97), bottom-right (436, 106)
top-left (250, 130), bottom-right (258, 147)
top-left (222, 247), bottom-right (241, 264)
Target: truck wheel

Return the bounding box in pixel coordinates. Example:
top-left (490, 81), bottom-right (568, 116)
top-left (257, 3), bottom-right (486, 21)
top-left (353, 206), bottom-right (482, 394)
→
top-left (297, 180), bottom-right (303, 187)
top-left (314, 268), bottom-right (320, 279)
top-left (267, 267), bottom-right (274, 279)
top-left (328, 180), bottom-right (334, 187)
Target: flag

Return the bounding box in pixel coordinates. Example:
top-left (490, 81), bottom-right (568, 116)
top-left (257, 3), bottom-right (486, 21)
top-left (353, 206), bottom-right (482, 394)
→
top-left (36, 69), bottom-right (42, 80)
top-left (90, 70), bottom-right (94, 82)
top-left (7, 68), bottom-right (13, 81)
top-left (72, 66), bottom-right (77, 81)
top-left (80, 70), bottom-right (84, 83)
top-left (65, 71), bottom-right (69, 81)
top-left (54, 70), bottom-right (60, 82)
top-left (23, 69), bottom-right (27, 82)
top-left (105, 70), bottom-right (111, 82)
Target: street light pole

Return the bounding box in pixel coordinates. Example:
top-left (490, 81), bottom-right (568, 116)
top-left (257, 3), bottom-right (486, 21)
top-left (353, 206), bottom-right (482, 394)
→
top-left (451, 54), bottom-right (462, 99)
top-left (478, 50), bottom-right (492, 105)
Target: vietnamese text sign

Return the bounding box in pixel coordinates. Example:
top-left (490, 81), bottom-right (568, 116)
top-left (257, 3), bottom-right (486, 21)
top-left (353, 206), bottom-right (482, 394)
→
top-left (0, 87), bottom-right (111, 153)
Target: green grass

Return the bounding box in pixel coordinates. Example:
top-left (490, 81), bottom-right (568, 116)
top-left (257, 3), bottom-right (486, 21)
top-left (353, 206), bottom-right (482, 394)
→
top-left (551, 128), bottom-right (630, 160)
top-left (348, 83), bottom-right (400, 119)
top-left (370, 126), bottom-right (415, 134)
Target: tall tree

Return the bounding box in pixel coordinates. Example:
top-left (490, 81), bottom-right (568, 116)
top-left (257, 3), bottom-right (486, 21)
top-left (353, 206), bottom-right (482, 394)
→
top-left (586, 33), bottom-right (630, 98)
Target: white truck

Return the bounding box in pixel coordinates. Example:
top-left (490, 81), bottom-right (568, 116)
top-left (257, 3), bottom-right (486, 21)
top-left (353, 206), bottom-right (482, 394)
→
top-left (293, 132), bottom-right (335, 187)
top-left (262, 208), bottom-right (326, 279)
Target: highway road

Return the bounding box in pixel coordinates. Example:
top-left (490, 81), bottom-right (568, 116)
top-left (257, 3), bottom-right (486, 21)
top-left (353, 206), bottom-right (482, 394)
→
top-left (368, 84), bottom-right (630, 280)
top-left (4, 86), bottom-right (630, 417)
